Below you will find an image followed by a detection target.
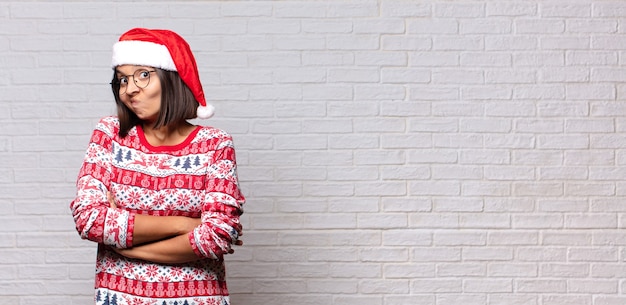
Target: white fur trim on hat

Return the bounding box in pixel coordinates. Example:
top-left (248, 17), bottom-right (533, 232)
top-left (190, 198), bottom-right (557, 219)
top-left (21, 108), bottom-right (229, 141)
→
top-left (196, 104), bottom-right (215, 119)
top-left (111, 40), bottom-right (177, 71)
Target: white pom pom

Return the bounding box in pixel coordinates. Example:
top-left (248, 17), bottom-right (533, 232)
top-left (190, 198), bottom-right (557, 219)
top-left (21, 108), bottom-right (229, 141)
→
top-left (196, 104), bottom-right (215, 119)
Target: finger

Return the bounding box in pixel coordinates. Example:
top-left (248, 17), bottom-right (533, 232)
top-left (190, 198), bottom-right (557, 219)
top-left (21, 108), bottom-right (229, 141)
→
top-left (107, 192), bottom-right (117, 208)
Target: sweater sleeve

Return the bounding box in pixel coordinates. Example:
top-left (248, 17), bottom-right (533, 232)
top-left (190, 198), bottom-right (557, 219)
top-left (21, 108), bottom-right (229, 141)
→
top-left (69, 117), bottom-right (135, 248)
top-left (188, 133), bottom-right (245, 260)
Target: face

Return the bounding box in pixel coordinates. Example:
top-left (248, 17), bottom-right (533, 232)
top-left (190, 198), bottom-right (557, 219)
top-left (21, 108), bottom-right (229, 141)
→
top-left (115, 65), bottom-right (162, 123)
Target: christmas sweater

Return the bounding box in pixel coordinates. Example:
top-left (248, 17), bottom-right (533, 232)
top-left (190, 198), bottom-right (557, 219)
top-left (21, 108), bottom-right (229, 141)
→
top-left (70, 116), bottom-right (245, 305)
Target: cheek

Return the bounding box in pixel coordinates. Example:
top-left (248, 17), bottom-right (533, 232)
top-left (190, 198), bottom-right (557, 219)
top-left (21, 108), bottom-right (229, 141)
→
top-left (148, 88), bottom-right (162, 104)
top-left (120, 96), bottom-right (132, 106)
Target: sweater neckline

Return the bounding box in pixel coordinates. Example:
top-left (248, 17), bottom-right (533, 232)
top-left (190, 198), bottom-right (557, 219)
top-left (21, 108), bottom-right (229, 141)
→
top-left (136, 124), bottom-right (202, 152)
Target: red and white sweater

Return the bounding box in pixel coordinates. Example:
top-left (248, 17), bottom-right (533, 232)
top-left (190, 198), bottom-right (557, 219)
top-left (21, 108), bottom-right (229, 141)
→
top-left (70, 116), bottom-right (245, 305)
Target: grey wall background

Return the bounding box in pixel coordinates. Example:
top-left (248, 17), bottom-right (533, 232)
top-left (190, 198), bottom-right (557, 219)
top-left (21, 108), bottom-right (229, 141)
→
top-left (2, 1), bottom-right (626, 304)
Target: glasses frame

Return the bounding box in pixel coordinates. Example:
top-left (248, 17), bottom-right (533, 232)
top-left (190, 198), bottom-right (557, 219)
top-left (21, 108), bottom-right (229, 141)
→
top-left (111, 69), bottom-right (157, 95)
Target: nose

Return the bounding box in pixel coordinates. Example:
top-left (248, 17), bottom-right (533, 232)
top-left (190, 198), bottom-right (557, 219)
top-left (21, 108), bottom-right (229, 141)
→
top-left (124, 78), bottom-right (141, 95)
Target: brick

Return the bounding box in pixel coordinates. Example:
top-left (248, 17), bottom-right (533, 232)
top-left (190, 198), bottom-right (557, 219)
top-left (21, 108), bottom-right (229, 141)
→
top-left (411, 247), bottom-right (461, 262)
top-left (464, 247), bottom-right (514, 261)
top-left (355, 51), bottom-right (407, 66)
top-left (360, 279), bottom-right (409, 294)
top-left (537, 199), bottom-right (588, 212)
top-left (411, 279), bottom-right (462, 293)
top-left (542, 232), bottom-right (592, 246)
top-left (410, 52), bottom-right (459, 66)
top-left (274, 2), bottom-right (326, 18)
top-left (327, 166), bottom-right (379, 181)
top-left (350, 248), bottom-right (408, 265)
top-left (274, 67), bottom-right (326, 83)
top-left (275, 166), bottom-right (326, 181)
top-left (302, 20), bottom-right (352, 34)
top-left (410, 86), bottom-right (459, 100)
top-left (309, 248), bottom-right (359, 262)
top-left (565, 214), bottom-right (617, 229)
top-left (381, 1), bottom-right (430, 17)
top-left (515, 84), bottom-right (566, 100)
top-left (434, 231), bottom-right (486, 246)
top-left (303, 213), bottom-right (357, 229)
top-left (433, 69), bottom-right (483, 84)
top-left (486, 36), bottom-right (538, 50)
top-left (0, 281), bottom-right (46, 296)
top-left (514, 51), bottom-right (564, 66)
top-left (354, 19), bottom-right (405, 34)
top-left (382, 35), bottom-right (431, 51)
top-left (460, 19), bottom-right (512, 34)
top-left (538, 101), bottom-right (589, 117)
top-left (433, 198), bottom-right (483, 212)
top-left (433, 36), bottom-right (483, 50)
top-left (567, 20), bottom-right (617, 33)
top-left (328, 2), bottom-right (378, 18)
top-left (329, 68), bottom-right (380, 83)
top-left (540, 263), bottom-right (588, 277)
top-left (308, 280), bottom-right (357, 293)
top-left (18, 265), bottom-right (68, 280)
top-left (542, 37), bottom-right (590, 50)
top-left (542, 3), bottom-right (590, 17)
top-left (516, 19), bottom-right (565, 34)
top-left (565, 150), bottom-right (614, 165)
top-left (462, 86), bottom-right (512, 100)
top-left (513, 215), bottom-right (564, 229)
top-left (302, 51), bottom-right (354, 66)
top-left (0, 266), bottom-right (17, 280)
top-left (484, 198), bottom-right (534, 212)
top-left (435, 3), bottom-right (484, 18)
top-left (327, 34), bottom-right (379, 50)
top-left (274, 135), bottom-right (327, 150)
top-left (303, 181), bottom-right (353, 195)
top-left (593, 2), bottom-right (626, 17)
top-left (541, 295), bottom-right (590, 305)
top-left (566, 51), bottom-right (618, 65)
top-left (516, 279), bottom-right (566, 293)
top-left (410, 181), bottom-right (460, 196)
top-left (465, 279), bottom-right (512, 293)
top-left (487, 2), bottom-right (537, 16)
top-left (381, 198), bottom-right (431, 212)
top-left (488, 263), bottom-right (537, 277)
top-left (330, 263), bottom-right (381, 278)
top-left (356, 84), bottom-right (406, 100)
top-left (358, 213), bottom-right (407, 229)
top-left (330, 229), bottom-right (380, 246)
top-left (333, 296), bottom-right (383, 305)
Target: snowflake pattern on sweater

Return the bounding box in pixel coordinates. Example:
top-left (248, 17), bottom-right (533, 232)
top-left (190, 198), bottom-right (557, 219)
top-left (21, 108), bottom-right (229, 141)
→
top-left (70, 117), bottom-right (245, 305)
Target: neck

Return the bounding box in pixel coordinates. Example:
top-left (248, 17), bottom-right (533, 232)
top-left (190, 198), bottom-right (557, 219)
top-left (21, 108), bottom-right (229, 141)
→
top-left (142, 121), bottom-right (195, 146)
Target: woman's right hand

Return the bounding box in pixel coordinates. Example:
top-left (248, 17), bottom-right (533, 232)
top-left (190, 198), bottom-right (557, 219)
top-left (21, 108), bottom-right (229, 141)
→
top-left (179, 216), bottom-right (202, 234)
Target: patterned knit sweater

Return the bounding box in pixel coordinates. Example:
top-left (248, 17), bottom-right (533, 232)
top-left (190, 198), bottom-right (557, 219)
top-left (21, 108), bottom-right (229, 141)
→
top-left (70, 116), bottom-right (245, 305)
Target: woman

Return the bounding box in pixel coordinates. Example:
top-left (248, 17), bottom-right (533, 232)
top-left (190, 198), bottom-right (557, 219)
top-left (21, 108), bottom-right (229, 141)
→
top-left (70, 28), bottom-right (245, 305)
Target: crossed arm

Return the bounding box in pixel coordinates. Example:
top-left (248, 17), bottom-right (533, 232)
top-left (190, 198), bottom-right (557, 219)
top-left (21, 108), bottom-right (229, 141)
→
top-left (107, 193), bottom-right (242, 264)
top-left (72, 120), bottom-right (244, 265)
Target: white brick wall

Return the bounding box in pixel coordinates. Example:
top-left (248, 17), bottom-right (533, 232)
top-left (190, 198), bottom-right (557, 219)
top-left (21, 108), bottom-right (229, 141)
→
top-left (1, 0), bottom-right (626, 304)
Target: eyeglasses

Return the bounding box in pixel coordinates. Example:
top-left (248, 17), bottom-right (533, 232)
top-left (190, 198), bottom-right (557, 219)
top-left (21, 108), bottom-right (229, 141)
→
top-left (112, 69), bottom-right (157, 95)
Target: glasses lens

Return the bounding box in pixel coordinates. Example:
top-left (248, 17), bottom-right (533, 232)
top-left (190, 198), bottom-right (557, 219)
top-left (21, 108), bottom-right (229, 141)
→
top-left (118, 70), bottom-right (152, 95)
top-left (134, 70), bottom-right (151, 88)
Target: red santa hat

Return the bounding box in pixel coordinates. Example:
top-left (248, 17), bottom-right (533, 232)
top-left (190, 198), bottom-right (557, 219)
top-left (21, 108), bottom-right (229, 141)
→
top-left (111, 28), bottom-right (214, 119)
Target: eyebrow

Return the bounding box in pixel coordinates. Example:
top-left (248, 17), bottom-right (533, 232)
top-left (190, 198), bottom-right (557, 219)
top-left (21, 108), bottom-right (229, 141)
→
top-left (114, 67), bottom-right (149, 76)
